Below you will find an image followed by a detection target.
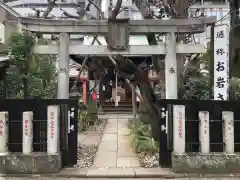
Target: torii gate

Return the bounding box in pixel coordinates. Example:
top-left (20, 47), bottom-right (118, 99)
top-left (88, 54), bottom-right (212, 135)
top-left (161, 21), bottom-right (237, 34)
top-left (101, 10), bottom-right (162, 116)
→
top-left (18, 16), bottom-right (216, 100)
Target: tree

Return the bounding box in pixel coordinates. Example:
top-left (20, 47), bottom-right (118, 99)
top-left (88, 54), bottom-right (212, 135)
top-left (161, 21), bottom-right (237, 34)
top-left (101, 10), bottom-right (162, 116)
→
top-left (7, 32), bottom-right (57, 99)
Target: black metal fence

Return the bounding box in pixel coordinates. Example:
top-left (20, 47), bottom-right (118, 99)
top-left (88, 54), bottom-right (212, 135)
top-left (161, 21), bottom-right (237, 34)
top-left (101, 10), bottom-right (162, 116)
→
top-left (0, 99), bottom-right (78, 167)
top-left (159, 100), bottom-right (240, 152)
top-left (157, 100), bottom-right (240, 167)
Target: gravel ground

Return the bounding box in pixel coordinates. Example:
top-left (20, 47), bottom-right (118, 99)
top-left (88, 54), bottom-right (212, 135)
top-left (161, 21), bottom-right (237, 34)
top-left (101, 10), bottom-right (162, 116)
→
top-left (75, 119), bottom-right (107, 168)
top-left (138, 152), bottom-right (159, 168)
top-left (75, 144), bottom-right (98, 168)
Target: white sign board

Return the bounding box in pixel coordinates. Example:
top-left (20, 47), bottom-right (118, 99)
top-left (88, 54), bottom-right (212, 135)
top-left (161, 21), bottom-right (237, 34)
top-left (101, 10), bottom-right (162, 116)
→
top-left (214, 25), bottom-right (230, 100)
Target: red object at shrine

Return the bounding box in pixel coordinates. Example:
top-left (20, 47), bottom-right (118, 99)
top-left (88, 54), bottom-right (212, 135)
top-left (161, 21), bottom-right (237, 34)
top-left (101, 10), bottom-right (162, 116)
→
top-left (79, 76), bottom-right (88, 104)
top-left (91, 91), bottom-right (97, 101)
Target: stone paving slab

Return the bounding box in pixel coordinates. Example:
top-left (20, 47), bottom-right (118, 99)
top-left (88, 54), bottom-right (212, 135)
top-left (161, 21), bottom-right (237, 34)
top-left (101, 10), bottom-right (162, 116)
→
top-left (101, 133), bottom-right (117, 141)
top-left (98, 141), bottom-right (117, 152)
top-left (104, 127), bottom-right (117, 134)
top-left (93, 117), bottom-right (140, 169)
top-left (118, 128), bottom-right (131, 135)
top-left (117, 157), bottom-right (140, 167)
top-left (93, 151), bottom-right (117, 168)
top-left (117, 149), bottom-right (136, 157)
top-left (104, 124), bottom-right (117, 130)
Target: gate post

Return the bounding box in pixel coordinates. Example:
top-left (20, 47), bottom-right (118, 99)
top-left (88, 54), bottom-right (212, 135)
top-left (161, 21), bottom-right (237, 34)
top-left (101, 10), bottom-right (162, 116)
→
top-left (0, 112), bottom-right (8, 155)
top-left (58, 32), bottom-right (70, 99)
top-left (22, 111), bottom-right (33, 154)
top-left (222, 111), bottom-right (235, 154)
top-left (47, 106), bottom-right (59, 154)
top-left (199, 111), bottom-right (210, 154)
top-left (165, 32), bottom-right (177, 99)
top-left (173, 105), bottom-right (185, 154)
top-left (159, 32), bottom-right (177, 167)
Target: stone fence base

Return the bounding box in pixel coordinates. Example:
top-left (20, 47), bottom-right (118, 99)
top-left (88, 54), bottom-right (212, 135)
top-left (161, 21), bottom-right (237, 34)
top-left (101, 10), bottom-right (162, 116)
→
top-left (172, 152), bottom-right (240, 173)
top-left (0, 152), bottom-right (61, 174)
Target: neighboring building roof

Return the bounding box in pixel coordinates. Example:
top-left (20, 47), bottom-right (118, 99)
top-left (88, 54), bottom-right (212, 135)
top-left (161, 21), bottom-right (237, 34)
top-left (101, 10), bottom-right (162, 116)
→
top-left (0, 1), bottom-right (21, 18)
top-left (6, 0), bottom-right (84, 7)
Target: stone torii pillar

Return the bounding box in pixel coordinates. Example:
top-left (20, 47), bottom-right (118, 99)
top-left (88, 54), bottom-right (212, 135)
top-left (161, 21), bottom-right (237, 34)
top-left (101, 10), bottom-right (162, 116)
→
top-left (57, 33), bottom-right (70, 99)
top-left (165, 32), bottom-right (177, 99)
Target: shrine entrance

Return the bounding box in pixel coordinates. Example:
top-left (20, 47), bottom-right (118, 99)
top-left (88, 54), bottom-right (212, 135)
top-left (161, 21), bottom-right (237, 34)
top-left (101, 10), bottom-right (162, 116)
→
top-left (18, 15), bottom-right (216, 167)
top-left (100, 67), bottom-right (133, 113)
top-left (103, 67), bottom-right (132, 103)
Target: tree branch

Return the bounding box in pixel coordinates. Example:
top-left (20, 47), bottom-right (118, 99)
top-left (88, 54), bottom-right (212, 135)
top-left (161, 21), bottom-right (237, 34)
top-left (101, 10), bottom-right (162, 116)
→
top-left (111, 0), bottom-right (123, 19)
top-left (42, 0), bottom-right (57, 18)
top-left (60, 8), bottom-right (80, 19)
top-left (108, 56), bottom-right (143, 101)
top-left (70, 36), bottom-right (99, 93)
top-left (87, 0), bottom-right (104, 18)
top-left (32, 8), bottom-right (44, 18)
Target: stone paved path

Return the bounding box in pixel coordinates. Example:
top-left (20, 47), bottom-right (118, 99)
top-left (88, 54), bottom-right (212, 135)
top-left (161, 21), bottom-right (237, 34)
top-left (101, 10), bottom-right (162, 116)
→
top-left (93, 115), bottom-right (140, 168)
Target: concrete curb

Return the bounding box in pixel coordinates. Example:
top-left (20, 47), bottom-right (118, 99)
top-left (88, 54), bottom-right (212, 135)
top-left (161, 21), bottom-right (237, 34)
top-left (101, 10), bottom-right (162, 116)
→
top-left (0, 167), bottom-right (239, 179)
top-left (0, 172), bottom-right (239, 179)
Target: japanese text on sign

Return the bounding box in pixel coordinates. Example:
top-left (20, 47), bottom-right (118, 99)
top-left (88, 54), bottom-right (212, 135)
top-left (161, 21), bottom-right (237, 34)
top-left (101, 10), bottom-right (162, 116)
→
top-left (227, 120), bottom-right (233, 136)
top-left (50, 112), bottom-right (55, 138)
top-left (0, 120), bottom-right (3, 136)
top-left (204, 119), bottom-right (208, 134)
top-left (214, 25), bottom-right (229, 100)
top-left (178, 112), bottom-right (183, 138)
top-left (24, 120), bottom-right (28, 136)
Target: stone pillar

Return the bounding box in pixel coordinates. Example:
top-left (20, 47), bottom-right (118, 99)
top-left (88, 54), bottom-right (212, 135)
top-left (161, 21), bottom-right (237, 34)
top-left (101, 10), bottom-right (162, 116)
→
top-left (173, 105), bottom-right (185, 154)
top-left (222, 111), bottom-right (235, 154)
top-left (47, 106), bottom-right (59, 154)
top-left (0, 112), bottom-right (8, 155)
top-left (22, 111), bottom-right (33, 154)
top-left (199, 111), bottom-right (210, 154)
top-left (165, 32), bottom-right (177, 99)
top-left (57, 33), bottom-right (70, 99)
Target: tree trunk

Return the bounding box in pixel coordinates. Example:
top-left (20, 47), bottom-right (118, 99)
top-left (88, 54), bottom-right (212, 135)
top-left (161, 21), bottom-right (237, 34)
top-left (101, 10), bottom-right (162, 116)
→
top-left (22, 75), bottom-right (28, 98)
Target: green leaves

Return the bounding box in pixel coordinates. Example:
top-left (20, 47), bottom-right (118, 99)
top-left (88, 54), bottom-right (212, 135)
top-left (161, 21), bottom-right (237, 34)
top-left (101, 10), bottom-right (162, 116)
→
top-left (130, 119), bottom-right (158, 155)
top-left (6, 32), bottom-right (56, 99)
top-left (8, 32), bottom-right (35, 71)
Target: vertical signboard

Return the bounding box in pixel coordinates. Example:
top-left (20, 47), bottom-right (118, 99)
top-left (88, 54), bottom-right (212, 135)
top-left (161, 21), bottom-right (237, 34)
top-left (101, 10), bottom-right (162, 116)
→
top-left (214, 25), bottom-right (230, 100)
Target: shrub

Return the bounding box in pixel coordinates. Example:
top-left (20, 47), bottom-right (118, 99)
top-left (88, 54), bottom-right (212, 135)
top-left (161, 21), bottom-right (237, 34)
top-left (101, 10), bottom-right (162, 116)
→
top-left (130, 118), bottom-right (158, 155)
top-left (78, 98), bottom-right (99, 132)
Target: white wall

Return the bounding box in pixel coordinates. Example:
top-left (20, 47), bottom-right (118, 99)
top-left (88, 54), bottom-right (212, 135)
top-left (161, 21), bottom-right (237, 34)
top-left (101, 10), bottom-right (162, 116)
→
top-left (0, 23), bottom-right (4, 43)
